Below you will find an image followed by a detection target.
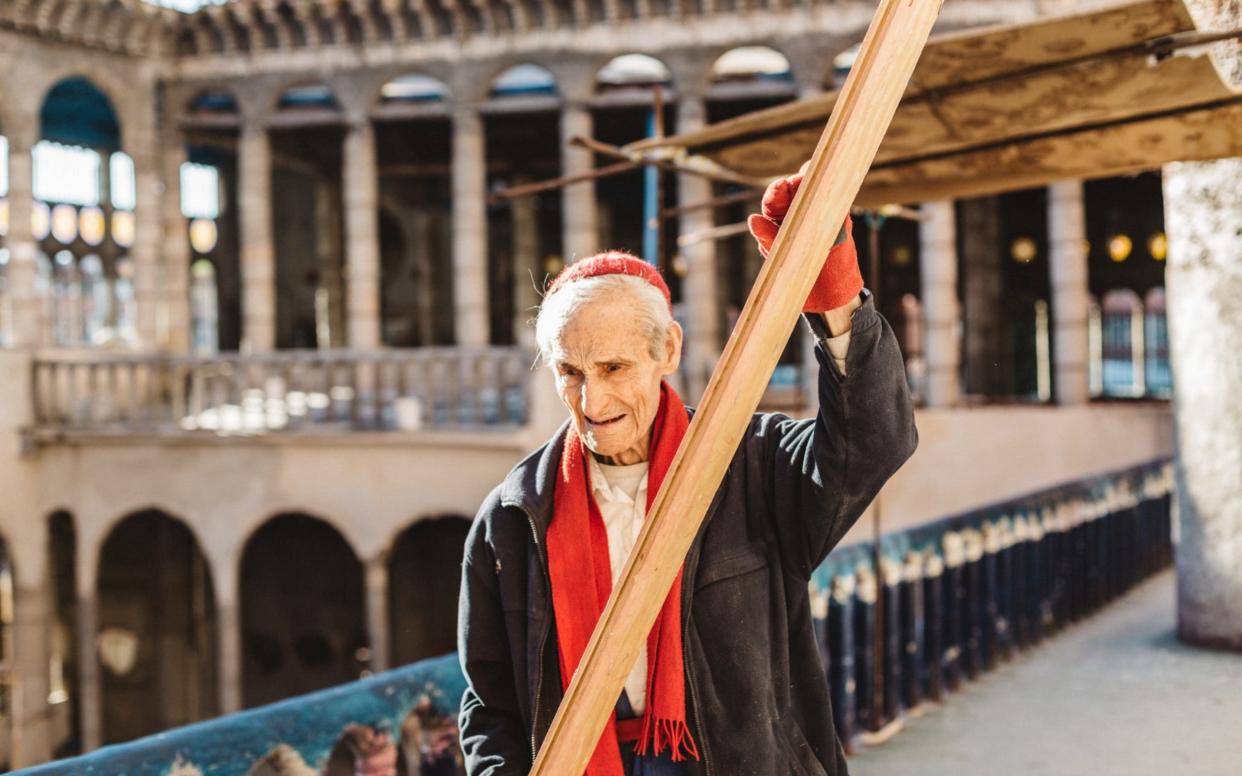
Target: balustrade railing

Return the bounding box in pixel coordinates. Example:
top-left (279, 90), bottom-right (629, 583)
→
top-left (13, 459), bottom-right (1174, 775)
top-left (29, 347), bottom-right (531, 437)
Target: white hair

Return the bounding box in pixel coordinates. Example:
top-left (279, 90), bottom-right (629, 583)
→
top-left (534, 274), bottom-right (674, 363)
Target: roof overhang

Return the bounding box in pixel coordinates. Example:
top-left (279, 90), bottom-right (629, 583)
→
top-left (627, 0), bottom-right (1242, 206)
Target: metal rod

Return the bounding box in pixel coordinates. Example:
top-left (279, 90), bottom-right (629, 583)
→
top-left (661, 189), bottom-right (762, 220)
top-left (486, 160), bottom-right (638, 204)
top-left (570, 135), bottom-right (768, 187)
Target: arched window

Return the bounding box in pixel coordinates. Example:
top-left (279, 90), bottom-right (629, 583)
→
top-left (489, 63), bottom-right (558, 99)
top-left (276, 82), bottom-right (341, 112)
top-left (595, 54), bottom-right (673, 95)
top-left (1100, 289), bottom-right (1144, 397)
top-left (379, 73), bottom-right (449, 104)
top-left (1144, 287), bottom-right (1171, 397)
top-left (34, 78), bottom-right (131, 348)
top-left (710, 46), bottom-right (795, 97)
top-left (186, 89), bottom-right (239, 118)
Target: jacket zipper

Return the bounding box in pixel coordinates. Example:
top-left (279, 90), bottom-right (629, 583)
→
top-left (523, 506), bottom-right (552, 766)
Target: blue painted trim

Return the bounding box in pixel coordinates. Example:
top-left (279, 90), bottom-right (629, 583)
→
top-left (15, 654), bottom-right (466, 776)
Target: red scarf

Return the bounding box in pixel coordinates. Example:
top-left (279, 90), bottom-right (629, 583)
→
top-left (547, 381), bottom-right (700, 774)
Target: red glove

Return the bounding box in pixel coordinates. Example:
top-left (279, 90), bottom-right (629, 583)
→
top-left (746, 162), bottom-right (863, 313)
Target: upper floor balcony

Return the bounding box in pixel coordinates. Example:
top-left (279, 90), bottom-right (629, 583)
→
top-left (26, 346), bottom-right (532, 442)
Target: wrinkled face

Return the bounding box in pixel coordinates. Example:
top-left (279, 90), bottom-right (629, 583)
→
top-left (548, 292), bottom-right (682, 465)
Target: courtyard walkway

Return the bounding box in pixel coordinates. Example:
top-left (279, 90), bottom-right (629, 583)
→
top-left (848, 570), bottom-right (1242, 776)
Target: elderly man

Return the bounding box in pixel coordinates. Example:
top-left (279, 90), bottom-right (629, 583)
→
top-left (458, 166), bottom-right (918, 776)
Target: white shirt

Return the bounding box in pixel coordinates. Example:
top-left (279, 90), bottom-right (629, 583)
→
top-left (825, 329), bottom-right (851, 376)
top-left (582, 330), bottom-right (851, 715)
top-left (588, 455), bottom-right (652, 715)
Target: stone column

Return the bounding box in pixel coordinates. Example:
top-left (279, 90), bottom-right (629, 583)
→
top-left (160, 135), bottom-right (192, 353)
top-left (343, 120), bottom-right (382, 349)
top-left (919, 200), bottom-right (962, 407)
top-left (313, 181), bottom-right (346, 348)
top-left (511, 177), bottom-right (540, 349)
top-left (958, 196), bottom-right (1005, 396)
top-left (451, 107), bottom-right (489, 346)
top-left (76, 592), bottom-right (101, 750)
top-left (238, 123), bottom-right (276, 352)
top-left (5, 121), bottom-right (42, 347)
top-left (365, 556), bottom-right (390, 672)
top-left (408, 207), bottom-right (436, 346)
top-left (1047, 180), bottom-right (1091, 405)
top-left (676, 95), bottom-right (720, 401)
top-left (12, 578), bottom-right (53, 764)
top-left (1165, 156), bottom-right (1242, 649)
top-left (217, 593), bottom-right (243, 715)
top-left (560, 101), bottom-right (598, 262)
top-left (129, 123), bottom-right (163, 350)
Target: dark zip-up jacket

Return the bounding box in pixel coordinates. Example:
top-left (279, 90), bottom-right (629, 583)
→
top-left (458, 295), bottom-right (918, 775)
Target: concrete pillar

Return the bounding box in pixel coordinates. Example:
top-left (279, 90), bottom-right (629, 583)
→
top-left (959, 196), bottom-right (1005, 396)
top-left (676, 95), bottom-right (720, 400)
top-left (560, 101), bottom-right (598, 262)
top-left (238, 123), bottom-right (276, 352)
top-left (1047, 180), bottom-right (1091, 405)
top-left (919, 200), bottom-right (962, 407)
top-left (129, 125), bottom-right (163, 350)
top-left (314, 180), bottom-right (346, 348)
top-left (5, 121), bottom-right (43, 347)
top-left (76, 593), bottom-right (101, 751)
top-left (1164, 156), bottom-right (1242, 649)
top-left (451, 107), bottom-right (488, 346)
top-left (160, 136), bottom-right (192, 353)
top-left (408, 207), bottom-right (436, 346)
top-left (11, 581), bottom-right (52, 765)
top-left (365, 556), bottom-right (390, 672)
top-left (511, 177), bottom-right (540, 349)
top-left (217, 590), bottom-right (243, 713)
top-left (343, 120), bottom-right (382, 350)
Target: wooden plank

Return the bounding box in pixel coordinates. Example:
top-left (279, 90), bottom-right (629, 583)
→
top-left (856, 97), bottom-right (1242, 207)
top-left (527, 0), bottom-right (943, 772)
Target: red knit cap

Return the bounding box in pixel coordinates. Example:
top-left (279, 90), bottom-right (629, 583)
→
top-left (545, 251), bottom-right (672, 312)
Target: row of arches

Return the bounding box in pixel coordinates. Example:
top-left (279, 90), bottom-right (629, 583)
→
top-left (184, 46), bottom-right (802, 122)
top-left (172, 0), bottom-right (841, 58)
top-left (40, 508), bottom-right (471, 753)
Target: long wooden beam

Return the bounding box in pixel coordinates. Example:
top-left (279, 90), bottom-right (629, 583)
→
top-left (527, 0), bottom-right (943, 772)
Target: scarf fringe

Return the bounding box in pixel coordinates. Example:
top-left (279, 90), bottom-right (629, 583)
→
top-left (634, 717), bottom-right (700, 762)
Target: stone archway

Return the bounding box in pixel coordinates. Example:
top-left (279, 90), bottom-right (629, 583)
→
top-left (387, 515), bottom-right (471, 666)
top-left (95, 509), bottom-right (218, 744)
top-left (240, 513), bottom-right (367, 707)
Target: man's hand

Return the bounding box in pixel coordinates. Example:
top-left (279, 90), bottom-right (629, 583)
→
top-left (746, 162), bottom-right (864, 332)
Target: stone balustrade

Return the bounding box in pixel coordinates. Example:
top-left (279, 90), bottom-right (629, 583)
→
top-left (27, 346), bottom-right (531, 440)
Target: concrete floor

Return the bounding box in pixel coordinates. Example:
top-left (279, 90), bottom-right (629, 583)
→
top-left (848, 570), bottom-right (1242, 776)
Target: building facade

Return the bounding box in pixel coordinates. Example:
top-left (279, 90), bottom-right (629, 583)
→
top-left (0, 0), bottom-right (1176, 768)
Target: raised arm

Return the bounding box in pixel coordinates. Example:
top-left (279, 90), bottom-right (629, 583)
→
top-left (746, 165), bottom-right (918, 579)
